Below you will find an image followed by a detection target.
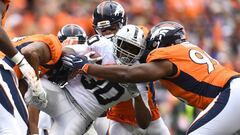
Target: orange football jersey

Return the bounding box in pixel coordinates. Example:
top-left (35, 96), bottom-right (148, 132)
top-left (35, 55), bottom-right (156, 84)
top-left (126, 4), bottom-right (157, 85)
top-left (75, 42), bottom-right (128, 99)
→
top-left (0, 34), bottom-right (62, 78)
top-left (107, 84), bottom-right (160, 125)
top-left (147, 42), bottom-right (239, 109)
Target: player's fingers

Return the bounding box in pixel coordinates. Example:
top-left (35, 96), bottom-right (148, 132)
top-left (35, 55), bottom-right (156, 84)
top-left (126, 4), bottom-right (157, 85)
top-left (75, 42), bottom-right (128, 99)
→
top-left (85, 51), bottom-right (96, 57)
top-left (94, 56), bottom-right (103, 62)
top-left (89, 56), bottom-right (102, 63)
top-left (62, 55), bottom-right (74, 62)
top-left (62, 61), bottom-right (74, 68)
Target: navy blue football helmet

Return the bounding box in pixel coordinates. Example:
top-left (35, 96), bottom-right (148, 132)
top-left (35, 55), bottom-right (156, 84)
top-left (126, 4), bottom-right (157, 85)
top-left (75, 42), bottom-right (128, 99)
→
top-left (58, 24), bottom-right (87, 44)
top-left (92, 1), bottom-right (127, 36)
top-left (146, 21), bottom-right (186, 51)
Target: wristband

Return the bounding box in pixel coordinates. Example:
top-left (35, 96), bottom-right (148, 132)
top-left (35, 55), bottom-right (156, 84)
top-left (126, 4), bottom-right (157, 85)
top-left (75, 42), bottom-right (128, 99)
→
top-left (82, 64), bottom-right (89, 73)
top-left (10, 52), bottom-right (24, 65)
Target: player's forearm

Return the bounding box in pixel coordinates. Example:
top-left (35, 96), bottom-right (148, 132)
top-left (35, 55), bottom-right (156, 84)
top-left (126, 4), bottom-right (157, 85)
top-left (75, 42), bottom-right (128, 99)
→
top-left (28, 106), bottom-right (40, 135)
top-left (0, 26), bottom-right (18, 57)
top-left (22, 51), bottom-right (40, 78)
top-left (87, 64), bottom-right (136, 83)
top-left (87, 64), bottom-right (141, 83)
top-left (134, 96), bottom-right (151, 129)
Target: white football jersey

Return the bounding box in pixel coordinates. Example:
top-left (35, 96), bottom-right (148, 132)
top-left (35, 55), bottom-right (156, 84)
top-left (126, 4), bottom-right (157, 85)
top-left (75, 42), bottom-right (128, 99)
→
top-left (65, 74), bottom-right (139, 120)
top-left (65, 35), bottom-right (149, 120)
top-left (87, 35), bottom-right (115, 65)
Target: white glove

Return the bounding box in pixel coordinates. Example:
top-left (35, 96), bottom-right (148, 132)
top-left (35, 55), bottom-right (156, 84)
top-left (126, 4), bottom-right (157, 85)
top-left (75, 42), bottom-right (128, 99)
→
top-left (11, 52), bottom-right (48, 108)
top-left (24, 79), bottom-right (48, 108)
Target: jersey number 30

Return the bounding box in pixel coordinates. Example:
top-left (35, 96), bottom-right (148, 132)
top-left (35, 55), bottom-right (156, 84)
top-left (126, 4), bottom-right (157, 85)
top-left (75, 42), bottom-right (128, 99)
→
top-left (81, 75), bottom-right (125, 105)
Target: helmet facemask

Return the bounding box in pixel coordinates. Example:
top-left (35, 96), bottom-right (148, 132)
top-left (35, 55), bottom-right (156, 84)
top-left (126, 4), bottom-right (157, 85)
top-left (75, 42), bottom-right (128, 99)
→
top-left (94, 21), bottom-right (123, 38)
top-left (113, 36), bottom-right (145, 65)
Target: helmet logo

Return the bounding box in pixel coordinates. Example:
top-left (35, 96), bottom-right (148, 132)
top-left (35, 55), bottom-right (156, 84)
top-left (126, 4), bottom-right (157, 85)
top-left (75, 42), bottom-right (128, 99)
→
top-left (133, 26), bottom-right (139, 39)
top-left (150, 26), bottom-right (175, 40)
top-left (114, 5), bottom-right (125, 17)
top-left (150, 26), bottom-right (175, 48)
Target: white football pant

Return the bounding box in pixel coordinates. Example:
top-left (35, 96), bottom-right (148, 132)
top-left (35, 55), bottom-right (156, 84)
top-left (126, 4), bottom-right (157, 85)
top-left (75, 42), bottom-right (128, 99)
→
top-left (188, 77), bottom-right (240, 135)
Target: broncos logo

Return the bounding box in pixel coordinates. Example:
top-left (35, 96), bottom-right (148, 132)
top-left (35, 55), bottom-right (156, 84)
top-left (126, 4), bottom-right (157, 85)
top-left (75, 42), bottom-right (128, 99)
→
top-left (150, 26), bottom-right (175, 40)
top-left (150, 26), bottom-right (175, 48)
top-left (114, 3), bottom-right (125, 17)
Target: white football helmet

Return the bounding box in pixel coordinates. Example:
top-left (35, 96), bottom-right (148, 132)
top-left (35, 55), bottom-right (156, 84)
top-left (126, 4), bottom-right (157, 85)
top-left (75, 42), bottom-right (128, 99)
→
top-left (113, 24), bottom-right (145, 65)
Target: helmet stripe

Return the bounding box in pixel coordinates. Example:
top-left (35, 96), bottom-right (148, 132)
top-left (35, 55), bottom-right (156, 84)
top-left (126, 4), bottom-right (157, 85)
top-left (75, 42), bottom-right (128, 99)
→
top-left (133, 26), bottom-right (139, 39)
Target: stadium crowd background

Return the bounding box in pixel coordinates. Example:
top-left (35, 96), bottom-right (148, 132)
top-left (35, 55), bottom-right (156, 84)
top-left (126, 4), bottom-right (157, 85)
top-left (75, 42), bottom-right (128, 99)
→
top-left (5, 0), bottom-right (240, 134)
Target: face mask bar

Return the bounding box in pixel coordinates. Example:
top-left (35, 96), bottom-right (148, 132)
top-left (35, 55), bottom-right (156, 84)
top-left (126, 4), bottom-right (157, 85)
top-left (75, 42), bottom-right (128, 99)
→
top-left (114, 38), bottom-right (142, 65)
top-left (59, 36), bottom-right (86, 44)
top-left (95, 22), bottom-right (122, 37)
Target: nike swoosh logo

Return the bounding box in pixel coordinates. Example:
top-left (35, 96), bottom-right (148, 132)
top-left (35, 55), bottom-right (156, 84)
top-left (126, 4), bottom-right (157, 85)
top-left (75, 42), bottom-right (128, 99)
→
top-left (76, 59), bottom-right (83, 63)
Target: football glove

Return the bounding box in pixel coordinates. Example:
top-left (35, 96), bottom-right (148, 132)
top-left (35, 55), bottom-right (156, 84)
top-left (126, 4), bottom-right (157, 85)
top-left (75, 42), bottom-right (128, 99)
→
top-left (62, 51), bottom-right (102, 73)
top-left (84, 51), bottom-right (102, 63)
top-left (24, 79), bottom-right (48, 108)
top-left (11, 52), bottom-right (48, 108)
top-left (62, 54), bottom-right (89, 72)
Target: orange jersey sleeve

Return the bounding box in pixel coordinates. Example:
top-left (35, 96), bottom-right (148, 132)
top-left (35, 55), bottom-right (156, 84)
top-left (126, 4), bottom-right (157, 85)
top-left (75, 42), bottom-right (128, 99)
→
top-left (147, 43), bottom-right (239, 109)
top-left (107, 84), bottom-right (160, 125)
top-left (1, 34), bottom-right (62, 79)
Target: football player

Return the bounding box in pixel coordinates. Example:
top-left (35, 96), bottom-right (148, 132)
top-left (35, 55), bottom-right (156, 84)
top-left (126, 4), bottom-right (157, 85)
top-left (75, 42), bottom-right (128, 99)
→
top-left (62, 24), bottom-right (170, 135)
top-left (30, 24), bottom-right (151, 135)
top-left (105, 25), bottom-right (170, 135)
top-left (2, 23), bottom-right (86, 134)
top-left (92, 0), bottom-right (126, 39)
top-left (90, 1), bottom-right (170, 135)
top-left (36, 24), bottom-right (88, 135)
top-left (0, 1), bottom-right (43, 134)
top-left (0, 0), bottom-right (47, 110)
top-left (63, 21), bottom-right (240, 135)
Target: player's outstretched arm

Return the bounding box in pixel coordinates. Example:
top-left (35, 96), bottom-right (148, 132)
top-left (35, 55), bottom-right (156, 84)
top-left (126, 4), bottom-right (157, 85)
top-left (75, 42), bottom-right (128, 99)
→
top-left (62, 54), bottom-right (174, 83)
top-left (86, 60), bottom-right (173, 83)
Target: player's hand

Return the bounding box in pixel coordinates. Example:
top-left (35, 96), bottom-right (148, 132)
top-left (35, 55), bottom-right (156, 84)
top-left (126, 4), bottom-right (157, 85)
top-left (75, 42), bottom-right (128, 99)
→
top-left (62, 54), bottom-right (89, 73)
top-left (20, 62), bottom-right (48, 108)
top-left (11, 52), bottom-right (48, 108)
top-left (84, 51), bottom-right (102, 63)
top-left (24, 79), bottom-right (48, 108)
